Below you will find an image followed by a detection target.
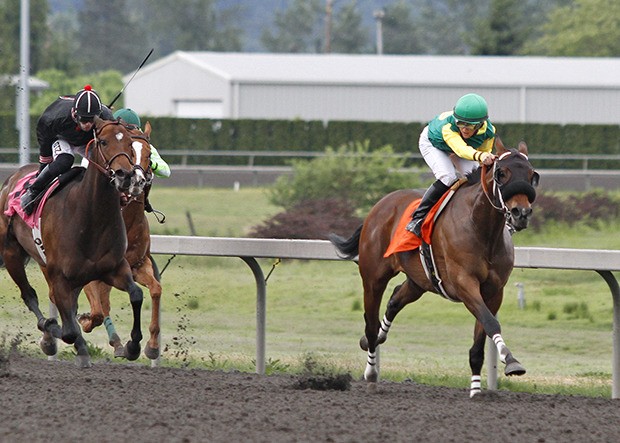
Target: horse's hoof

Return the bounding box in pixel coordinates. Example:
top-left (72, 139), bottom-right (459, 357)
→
top-left (359, 336), bottom-right (369, 351)
top-left (77, 313), bottom-right (94, 333)
top-left (113, 346), bottom-right (126, 358)
top-left (505, 361), bottom-right (526, 376)
top-left (366, 382), bottom-right (378, 394)
top-left (144, 344), bottom-right (159, 360)
top-left (39, 337), bottom-right (57, 356)
top-left (75, 355), bottom-right (92, 368)
top-left (124, 341), bottom-right (141, 361)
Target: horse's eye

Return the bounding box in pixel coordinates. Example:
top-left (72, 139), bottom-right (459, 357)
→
top-left (100, 140), bottom-right (108, 147)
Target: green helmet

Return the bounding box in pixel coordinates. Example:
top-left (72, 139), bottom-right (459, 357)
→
top-left (453, 93), bottom-right (488, 124)
top-left (113, 108), bottom-right (141, 127)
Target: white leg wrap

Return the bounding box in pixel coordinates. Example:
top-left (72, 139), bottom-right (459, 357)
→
top-left (364, 351), bottom-right (378, 381)
top-left (470, 375), bottom-right (482, 398)
top-left (492, 333), bottom-right (509, 364)
top-left (377, 315), bottom-right (391, 342)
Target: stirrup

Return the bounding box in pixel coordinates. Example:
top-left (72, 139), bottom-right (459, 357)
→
top-left (405, 218), bottom-right (422, 236)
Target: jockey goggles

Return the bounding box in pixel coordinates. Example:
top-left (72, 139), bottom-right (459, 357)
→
top-left (455, 120), bottom-right (482, 130)
top-left (77, 115), bottom-right (95, 123)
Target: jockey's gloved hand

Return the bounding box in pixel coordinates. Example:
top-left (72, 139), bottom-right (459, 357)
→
top-left (480, 152), bottom-right (497, 166)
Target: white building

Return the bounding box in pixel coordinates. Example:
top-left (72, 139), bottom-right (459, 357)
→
top-left (124, 51), bottom-right (620, 125)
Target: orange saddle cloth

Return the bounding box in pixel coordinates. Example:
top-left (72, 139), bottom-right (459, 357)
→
top-left (383, 190), bottom-right (452, 258)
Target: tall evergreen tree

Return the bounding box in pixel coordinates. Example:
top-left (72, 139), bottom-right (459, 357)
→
top-left (261, 0), bottom-right (323, 53)
top-left (381, 0), bottom-right (423, 54)
top-left (77, 0), bottom-right (148, 74)
top-left (522, 0), bottom-right (620, 56)
top-left (331, 1), bottom-right (369, 54)
top-left (0, 0), bottom-right (50, 74)
top-left (470, 0), bottom-right (529, 55)
top-left (137, 0), bottom-right (242, 56)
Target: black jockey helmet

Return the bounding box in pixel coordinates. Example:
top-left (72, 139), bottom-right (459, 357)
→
top-left (73, 85), bottom-right (102, 121)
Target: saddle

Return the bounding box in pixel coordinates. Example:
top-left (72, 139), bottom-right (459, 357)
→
top-left (5, 167), bottom-right (85, 227)
top-left (383, 179), bottom-right (468, 301)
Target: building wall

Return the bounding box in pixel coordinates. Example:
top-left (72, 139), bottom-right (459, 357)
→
top-left (126, 58), bottom-right (620, 125)
top-left (124, 59), bottom-right (230, 118)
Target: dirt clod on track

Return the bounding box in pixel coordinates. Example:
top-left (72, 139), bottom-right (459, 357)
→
top-left (0, 353), bottom-right (618, 443)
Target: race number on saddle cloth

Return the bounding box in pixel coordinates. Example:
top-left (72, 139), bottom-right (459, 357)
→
top-left (383, 181), bottom-right (463, 257)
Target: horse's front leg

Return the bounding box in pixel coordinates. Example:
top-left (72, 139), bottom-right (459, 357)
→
top-left (106, 260), bottom-right (143, 361)
top-left (52, 283), bottom-right (91, 368)
top-left (464, 287), bottom-right (526, 383)
top-left (134, 256), bottom-right (162, 361)
top-left (82, 282), bottom-right (124, 357)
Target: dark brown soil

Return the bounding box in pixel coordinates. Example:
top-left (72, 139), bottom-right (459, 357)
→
top-left (0, 352), bottom-right (618, 443)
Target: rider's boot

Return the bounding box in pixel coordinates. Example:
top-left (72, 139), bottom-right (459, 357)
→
top-left (405, 179), bottom-right (450, 237)
top-left (20, 163), bottom-right (58, 215)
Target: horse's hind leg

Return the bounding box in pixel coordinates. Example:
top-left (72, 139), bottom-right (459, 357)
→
top-left (377, 277), bottom-right (424, 345)
top-left (359, 276), bottom-right (390, 384)
top-left (2, 249), bottom-right (61, 355)
top-left (468, 321), bottom-right (486, 397)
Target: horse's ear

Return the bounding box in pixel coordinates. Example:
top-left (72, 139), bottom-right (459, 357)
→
top-left (517, 141), bottom-right (529, 156)
top-left (495, 135), bottom-right (507, 155)
top-left (144, 121), bottom-right (152, 137)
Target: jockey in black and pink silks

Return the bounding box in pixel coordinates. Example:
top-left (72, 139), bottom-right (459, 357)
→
top-left (20, 85), bottom-right (114, 215)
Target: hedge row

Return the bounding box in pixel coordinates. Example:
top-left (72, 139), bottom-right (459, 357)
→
top-left (1, 115), bottom-right (619, 168)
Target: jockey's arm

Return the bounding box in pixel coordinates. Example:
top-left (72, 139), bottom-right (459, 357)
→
top-left (150, 145), bottom-right (171, 178)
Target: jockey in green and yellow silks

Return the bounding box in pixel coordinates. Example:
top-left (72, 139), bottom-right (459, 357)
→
top-left (406, 93), bottom-right (497, 236)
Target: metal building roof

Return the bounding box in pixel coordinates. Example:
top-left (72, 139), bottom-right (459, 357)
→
top-left (135, 51), bottom-right (620, 89)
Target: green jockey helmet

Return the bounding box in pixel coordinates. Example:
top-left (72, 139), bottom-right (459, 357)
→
top-left (453, 93), bottom-right (488, 124)
top-left (113, 108), bottom-right (141, 127)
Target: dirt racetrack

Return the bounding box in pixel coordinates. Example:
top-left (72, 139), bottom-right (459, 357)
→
top-left (0, 352), bottom-right (618, 443)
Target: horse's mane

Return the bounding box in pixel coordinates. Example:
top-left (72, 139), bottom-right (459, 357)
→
top-left (465, 167), bottom-right (482, 185)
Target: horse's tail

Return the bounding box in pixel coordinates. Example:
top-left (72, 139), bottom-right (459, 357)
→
top-left (328, 224), bottom-right (362, 260)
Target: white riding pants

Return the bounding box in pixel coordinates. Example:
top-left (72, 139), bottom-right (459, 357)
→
top-left (51, 139), bottom-right (87, 160)
top-left (418, 125), bottom-right (479, 186)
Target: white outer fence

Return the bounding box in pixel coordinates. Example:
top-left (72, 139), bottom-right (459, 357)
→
top-left (150, 236), bottom-right (620, 399)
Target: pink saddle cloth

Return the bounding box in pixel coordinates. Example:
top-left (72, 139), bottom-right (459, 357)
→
top-left (4, 171), bottom-right (60, 228)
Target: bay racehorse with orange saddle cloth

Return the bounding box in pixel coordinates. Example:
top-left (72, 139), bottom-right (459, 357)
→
top-left (330, 140), bottom-right (539, 396)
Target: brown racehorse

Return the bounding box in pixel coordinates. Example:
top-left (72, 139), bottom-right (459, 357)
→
top-left (78, 121), bottom-right (163, 362)
top-left (0, 117), bottom-right (148, 368)
top-left (330, 140), bottom-right (539, 396)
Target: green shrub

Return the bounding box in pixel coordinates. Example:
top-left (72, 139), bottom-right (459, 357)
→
top-left (268, 140), bottom-right (424, 213)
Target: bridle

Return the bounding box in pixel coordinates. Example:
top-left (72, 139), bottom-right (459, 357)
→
top-left (481, 150), bottom-right (537, 218)
top-left (84, 121), bottom-right (137, 182)
top-left (128, 131), bottom-right (154, 186)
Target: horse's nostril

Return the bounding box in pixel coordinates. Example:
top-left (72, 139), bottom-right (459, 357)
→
top-left (115, 169), bottom-right (126, 179)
